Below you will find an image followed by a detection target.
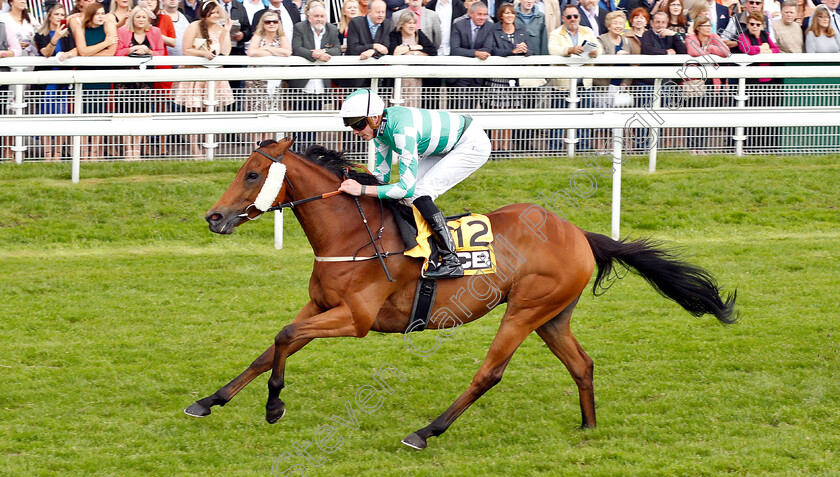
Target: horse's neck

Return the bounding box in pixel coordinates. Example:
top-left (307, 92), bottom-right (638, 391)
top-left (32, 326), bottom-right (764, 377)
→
top-left (286, 157), bottom-right (388, 257)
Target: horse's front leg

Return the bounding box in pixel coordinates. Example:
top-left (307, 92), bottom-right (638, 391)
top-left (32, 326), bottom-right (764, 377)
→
top-left (185, 340), bottom-right (311, 417)
top-left (184, 301), bottom-right (320, 418)
top-left (266, 303), bottom-right (367, 424)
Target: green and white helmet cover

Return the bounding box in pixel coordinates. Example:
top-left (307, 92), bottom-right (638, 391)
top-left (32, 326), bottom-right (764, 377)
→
top-left (340, 89), bottom-right (385, 119)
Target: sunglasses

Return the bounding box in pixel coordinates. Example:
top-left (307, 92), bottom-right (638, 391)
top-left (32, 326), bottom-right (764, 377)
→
top-left (747, 1), bottom-right (762, 4)
top-left (344, 89), bottom-right (374, 131)
top-left (264, 19), bottom-right (279, 24)
top-left (344, 117), bottom-right (368, 131)
top-left (565, 14), bottom-right (579, 19)
top-left (748, 21), bottom-right (763, 26)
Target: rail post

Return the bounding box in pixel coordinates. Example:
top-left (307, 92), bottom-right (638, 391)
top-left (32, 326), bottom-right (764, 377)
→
top-left (71, 83), bottom-right (83, 183)
top-left (648, 78), bottom-right (662, 172)
top-left (11, 67), bottom-right (26, 164)
top-left (611, 127), bottom-right (623, 240)
top-left (734, 72), bottom-right (749, 157)
top-left (367, 78), bottom-right (379, 170)
top-left (203, 65), bottom-right (221, 160)
top-left (274, 130), bottom-right (285, 249)
top-left (565, 78), bottom-right (578, 158)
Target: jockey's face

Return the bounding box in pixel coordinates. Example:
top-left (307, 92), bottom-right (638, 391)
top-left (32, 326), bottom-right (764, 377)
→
top-left (352, 120), bottom-right (377, 141)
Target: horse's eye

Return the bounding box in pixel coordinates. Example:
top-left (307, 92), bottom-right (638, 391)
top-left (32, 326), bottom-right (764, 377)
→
top-left (246, 171), bottom-right (260, 181)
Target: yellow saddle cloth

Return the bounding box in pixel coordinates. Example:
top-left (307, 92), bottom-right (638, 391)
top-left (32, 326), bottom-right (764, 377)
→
top-left (405, 207), bottom-right (497, 276)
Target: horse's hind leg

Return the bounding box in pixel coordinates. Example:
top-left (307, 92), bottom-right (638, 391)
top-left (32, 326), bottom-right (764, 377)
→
top-left (401, 314), bottom-right (535, 450)
top-left (185, 339), bottom-right (312, 417)
top-left (535, 296), bottom-right (596, 428)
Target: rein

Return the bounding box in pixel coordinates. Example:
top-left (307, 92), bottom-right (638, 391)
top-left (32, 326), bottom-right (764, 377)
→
top-left (344, 168), bottom-right (394, 282)
top-left (237, 148), bottom-right (399, 281)
top-left (265, 190), bottom-right (344, 213)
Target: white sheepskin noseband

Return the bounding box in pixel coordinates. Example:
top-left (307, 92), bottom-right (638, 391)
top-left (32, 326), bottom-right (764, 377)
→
top-left (253, 162), bottom-right (287, 212)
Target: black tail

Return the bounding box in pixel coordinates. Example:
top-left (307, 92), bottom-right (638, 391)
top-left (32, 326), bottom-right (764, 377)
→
top-left (584, 231), bottom-right (738, 324)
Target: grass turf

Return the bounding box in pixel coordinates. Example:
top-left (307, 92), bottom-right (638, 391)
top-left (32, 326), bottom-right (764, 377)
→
top-left (1, 153), bottom-right (838, 476)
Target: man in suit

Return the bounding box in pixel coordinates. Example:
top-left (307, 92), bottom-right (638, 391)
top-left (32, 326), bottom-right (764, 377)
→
top-left (577, 0), bottom-right (607, 37)
top-left (345, 0), bottom-right (392, 87)
top-left (449, 1), bottom-right (493, 108)
top-left (253, 0), bottom-right (301, 41)
top-left (290, 3), bottom-right (340, 88)
top-left (641, 11), bottom-right (687, 55)
top-left (451, 2), bottom-right (493, 62)
top-left (639, 11), bottom-right (687, 98)
top-left (290, 3), bottom-right (341, 148)
top-left (455, 0), bottom-right (493, 23)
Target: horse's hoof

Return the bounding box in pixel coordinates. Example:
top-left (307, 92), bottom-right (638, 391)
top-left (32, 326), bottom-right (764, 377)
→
top-left (184, 401), bottom-right (211, 417)
top-left (401, 432), bottom-right (427, 450)
top-left (266, 404), bottom-right (286, 424)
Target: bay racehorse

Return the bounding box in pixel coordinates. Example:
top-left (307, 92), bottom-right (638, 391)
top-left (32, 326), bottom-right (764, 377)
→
top-left (190, 138), bottom-right (737, 450)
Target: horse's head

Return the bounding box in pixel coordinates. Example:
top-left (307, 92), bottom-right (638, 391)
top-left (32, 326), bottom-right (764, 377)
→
top-left (205, 138), bottom-right (295, 234)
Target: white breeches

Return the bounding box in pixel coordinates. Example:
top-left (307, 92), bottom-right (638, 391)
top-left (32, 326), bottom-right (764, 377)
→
top-left (407, 120), bottom-right (492, 204)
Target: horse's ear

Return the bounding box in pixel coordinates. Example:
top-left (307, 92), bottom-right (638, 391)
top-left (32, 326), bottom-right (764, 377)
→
top-left (275, 137), bottom-right (295, 154)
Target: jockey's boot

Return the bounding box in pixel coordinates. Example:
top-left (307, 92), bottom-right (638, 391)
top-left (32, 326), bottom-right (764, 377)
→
top-left (415, 196), bottom-right (464, 279)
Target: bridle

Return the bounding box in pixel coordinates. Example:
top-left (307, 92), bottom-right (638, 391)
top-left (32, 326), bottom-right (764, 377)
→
top-left (237, 148), bottom-right (342, 221)
top-left (236, 146), bottom-right (395, 281)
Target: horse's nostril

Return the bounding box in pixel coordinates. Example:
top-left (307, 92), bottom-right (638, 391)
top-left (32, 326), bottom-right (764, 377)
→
top-left (207, 212), bottom-right (223, 224)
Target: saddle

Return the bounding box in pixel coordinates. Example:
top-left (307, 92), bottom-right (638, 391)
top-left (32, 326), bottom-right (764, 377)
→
top-left (387, 203), bottom-right (496, 334)
top-left (387, 202), bottom-right (470, 255)
top-left (388, 202), bottom-right (460, 334)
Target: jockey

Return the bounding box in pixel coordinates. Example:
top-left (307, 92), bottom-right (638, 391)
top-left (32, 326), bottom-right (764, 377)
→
top-left (338, 88), bottom-right (492, 279)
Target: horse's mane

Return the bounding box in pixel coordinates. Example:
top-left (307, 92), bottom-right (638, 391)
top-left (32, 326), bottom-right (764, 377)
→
top-left (259, 140), bottom-right (382, 186)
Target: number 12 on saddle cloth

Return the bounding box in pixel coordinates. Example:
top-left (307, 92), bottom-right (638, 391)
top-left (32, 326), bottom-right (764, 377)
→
top-left (405, 207), bottom-right (497, 276)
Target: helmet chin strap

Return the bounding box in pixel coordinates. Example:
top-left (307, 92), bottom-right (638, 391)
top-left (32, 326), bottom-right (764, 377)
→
top-left (366, 114), bottom-right (385, 135)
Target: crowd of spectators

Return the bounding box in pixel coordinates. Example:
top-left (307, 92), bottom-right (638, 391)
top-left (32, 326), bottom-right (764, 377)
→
top-left (0, 0), bottom-right (837, 159)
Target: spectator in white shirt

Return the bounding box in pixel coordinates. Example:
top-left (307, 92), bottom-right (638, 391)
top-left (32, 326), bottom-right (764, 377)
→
top-left (427, 0), bottom-right (466, 54)
top-left (163, 0), bottom-right (189, 55)
top-left (243, 0), bottom-right (269, 24)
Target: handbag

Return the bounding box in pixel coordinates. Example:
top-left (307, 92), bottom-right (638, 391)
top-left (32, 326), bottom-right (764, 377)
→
top-left (613, 89), bottom-right (634, 108)
top-left (680, 79), bottom-right (707, 98)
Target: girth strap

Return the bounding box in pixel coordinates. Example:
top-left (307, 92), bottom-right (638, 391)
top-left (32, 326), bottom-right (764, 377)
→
top-left (405, 278), bottom-right (438, 333)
